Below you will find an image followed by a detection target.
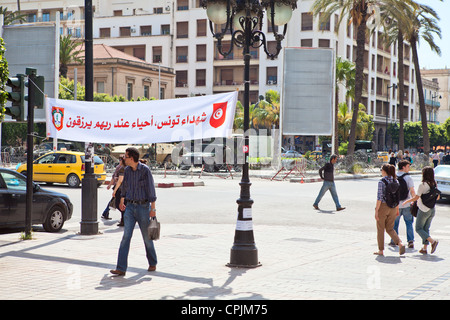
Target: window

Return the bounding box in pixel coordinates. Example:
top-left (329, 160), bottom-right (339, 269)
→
top-left (97, 81), bottom-right (105, 93)
top-left (160, 88), bottom-right (165, 100)
top-left (127, 83), bottom-right (133, 100)
top-left (153, 46), bottom-right (162, 63)
top-left (301, 13), bottom-right (313, 31)
top-left (1, 172), bottom-right (26, 192)
top-left (113, 10), bottom-right (123, 16)
top-left (42, 12), bottom-right (50, 22)
top-left (176, 71), bottom-right (188, 87)
top-left (196, 44), bottom-right (207, 61)
top-left (38, 154), bottom-right (57, 164)
top-left (176, 46), bottom-right (188, 63)
top-left (144, 86), bottom-right (149, 99)
top-left (177, 22), bottom-right (188, 38)
top-left (266, 67), bottom-right (277, 84)
top-left (100, 28), bottom-right (110, 38)
top-left (318, 39), bottom-right (330, 48)
top-left (197, 19), bottom-right (207, 37)
top-left (301, 39), bottom-right (313, 47)
top-left (319, 13), bottom-right (330, 31)
top-left (120, 27), bottom-right (131, 37)
top-left (161, 24), bottom-right (170, 35)
top-left (177, 0), bottom-right (189, 10)
top-left (140, 25), bottom-right (152, 36)
top-left (154, 7), bottom-right (163, 14)
top-left (133, 47), bottom-right (145, 60)
top-left (196, 69), bottom-right (206, 86)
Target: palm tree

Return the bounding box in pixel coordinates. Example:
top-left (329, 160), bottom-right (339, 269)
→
top-left (400, 2), bottom-right (441, 155)
top-left (335, 57), bottom-right (356, 154)
top-left (379, 0), bottom-right (442, 154)
top-left (312, 0), bottom-right (378, 156)
top-left (59, 35), bottom-right (84, 78)
top-left (0, 6), bottom-right (26, 25)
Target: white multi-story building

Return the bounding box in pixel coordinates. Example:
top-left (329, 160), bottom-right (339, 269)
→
top-left (2, 0), bottom-right (421, 151)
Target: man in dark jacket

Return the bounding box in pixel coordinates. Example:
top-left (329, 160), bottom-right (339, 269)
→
top-left (313, 154), bottom-right (345, 211)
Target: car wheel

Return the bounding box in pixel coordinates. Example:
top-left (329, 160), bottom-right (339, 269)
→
top-left (43, 205), bottom-right (65, 232)
top-left (67, 173), bottom-right (80, 188)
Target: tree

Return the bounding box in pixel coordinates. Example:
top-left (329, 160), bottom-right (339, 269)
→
top-left (394, 1), bottom-right (442, 155)
top-left (0, 6), bottom-right (26, 25)
top-left (335, 57), bottom-right (356, 154)
top-left (59, 35), bottom-right (84, 78)
top-left (312, 0), bottom-right (378, 156)
top-left (0, 38), bottom-right (8, 120)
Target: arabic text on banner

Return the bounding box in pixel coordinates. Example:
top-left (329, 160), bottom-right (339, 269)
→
top-left (46, 91), bottom-right (238, 144)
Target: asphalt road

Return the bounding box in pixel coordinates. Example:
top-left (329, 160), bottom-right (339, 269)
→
top-left (45, 175), bottom-right (450, 238)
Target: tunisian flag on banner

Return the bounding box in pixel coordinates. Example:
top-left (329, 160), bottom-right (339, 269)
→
top-left (46, 91), bottom-right (238, 144)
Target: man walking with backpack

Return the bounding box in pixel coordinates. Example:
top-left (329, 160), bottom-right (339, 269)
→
top-left (390, 160), bottom-right (416, 248)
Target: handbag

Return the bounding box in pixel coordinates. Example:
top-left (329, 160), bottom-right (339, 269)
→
top-left (108, 197), bottom-right (116, 211)
top-left (148, 217), bottom-right (160, 241)
top-left (411, 201), bottom-right (418, 217)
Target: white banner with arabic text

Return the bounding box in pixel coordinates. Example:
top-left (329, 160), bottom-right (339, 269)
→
top-left (46, 91), bottom-right (238, 144)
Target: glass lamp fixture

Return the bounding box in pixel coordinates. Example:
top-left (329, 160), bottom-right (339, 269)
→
top-left (262, 0), bottom-right (297, 26)
top-left (206, 0), bottom-right (229, 25)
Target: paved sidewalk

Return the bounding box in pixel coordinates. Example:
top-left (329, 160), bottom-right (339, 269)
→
top-left (1, 216), bottom-right (450, 301)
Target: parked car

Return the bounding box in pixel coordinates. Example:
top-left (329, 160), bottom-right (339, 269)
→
top-left (0, 168), bottom-right (73, 232)
top-left (435, 165), bottom-right (450, 198)
top-left (179, 143), bottom-right (241, 172)
top-left (281, 150), bottom-right (303, 158)
top-left (16, 151), bottom-right (106, 188)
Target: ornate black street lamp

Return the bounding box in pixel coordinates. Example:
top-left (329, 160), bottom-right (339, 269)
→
top-left (202, 0), bottom-right (297, 268)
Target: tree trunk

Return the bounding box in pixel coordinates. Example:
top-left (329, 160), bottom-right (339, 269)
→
top-left (410, 37), bottom-right (430, 155)
top-left (397, 32), bottom-right (405, 151)
top-left (347, 21), bottom-right (366, 156)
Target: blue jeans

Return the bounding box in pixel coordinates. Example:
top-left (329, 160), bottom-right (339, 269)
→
top-left (116, 203), bottom-right (157, 272)
top-left (393, 207), bottom-right (415, 243)
top-left (313, 181), bottom-right (342, 209)
top-left (416, 207), bottom-right (436, 245)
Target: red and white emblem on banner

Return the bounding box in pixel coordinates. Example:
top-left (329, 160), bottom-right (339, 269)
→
top-left (209, 102), bottom-right (227, 128)
top-left (52, 106), bottom-right (64, 131)
top-left (243, 145), bottom-right (249, 154)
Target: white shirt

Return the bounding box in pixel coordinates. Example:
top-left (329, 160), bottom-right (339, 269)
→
top-left (416, 182), bottom-right (432, 212)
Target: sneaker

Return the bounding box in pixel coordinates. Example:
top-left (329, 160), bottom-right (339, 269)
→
top-left (408, 241), bottom-right (414, 249)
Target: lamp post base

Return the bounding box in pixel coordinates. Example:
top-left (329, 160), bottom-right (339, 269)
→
top-left (227, 243), bottom-right (261, 268)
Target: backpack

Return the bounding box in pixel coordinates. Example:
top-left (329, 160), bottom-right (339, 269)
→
top-left (397, 173), bottom-right (410, 201)
top-left (421, 185), bottom-right (441, 209)
top-left (382, 177), bottom-right (400, 208)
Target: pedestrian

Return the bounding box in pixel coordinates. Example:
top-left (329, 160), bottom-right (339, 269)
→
top-left (101, 156), bottom-right (124, 220)
top-left (374, 164), bottom-right (406, 256)
top-left (389, 152), bottom-right (397, 166)
top-left (404, 150), bottom-right (412, 164)
top-left (313, 154), bottom-right (345, 212)
top-left (110, 147), bottom-right (158, 276)
top-left (112, 156), bottom-right (126, 226)
top-left (432, 152), bottom-right (440, 168)
top-left (402, 166), bottom-right (440, 254)
top-left (389, 160), bottom-right (416, 248)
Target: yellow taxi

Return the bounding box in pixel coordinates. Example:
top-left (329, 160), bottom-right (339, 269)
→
top-left (310, 151), bottom-right (322, 159)
top-left (377, 151), bottom-right (389, 163)
top-left (16, 151), bottom-right (106, 188)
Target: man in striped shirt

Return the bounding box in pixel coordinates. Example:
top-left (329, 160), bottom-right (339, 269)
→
top-left (110, 147), bottom-right (157, 276)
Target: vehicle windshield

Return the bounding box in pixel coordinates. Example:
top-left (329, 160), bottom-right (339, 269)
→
top-left (435, 166), bottom-right (450, 176)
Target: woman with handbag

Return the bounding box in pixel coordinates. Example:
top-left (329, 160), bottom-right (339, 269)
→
top-left (402, 167), bottom-right (440, 254)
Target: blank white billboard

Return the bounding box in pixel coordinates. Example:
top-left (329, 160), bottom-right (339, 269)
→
top-left (281, 48), bottom-right (335, 136)
top-left (2, 23), bottom-right (59, 122)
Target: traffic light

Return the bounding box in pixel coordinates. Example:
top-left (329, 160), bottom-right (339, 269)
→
top-left (5, 74), bottom-right (26, 121)
top-left (31, 75), bottom-right (45, 108)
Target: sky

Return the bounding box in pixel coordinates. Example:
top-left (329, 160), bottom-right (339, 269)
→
top-left (417, 0), bottom-right (450, 69)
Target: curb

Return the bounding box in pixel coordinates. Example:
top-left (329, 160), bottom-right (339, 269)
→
top-left (156, 181), bottom-right (205, 188)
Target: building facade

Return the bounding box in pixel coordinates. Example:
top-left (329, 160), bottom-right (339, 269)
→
top-left (3, 0), bottom-right (434, 151)
top-left (421, 68), bottom-right (450, 125)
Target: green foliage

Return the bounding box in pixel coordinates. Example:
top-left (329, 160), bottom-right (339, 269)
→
top-left (0, 38), bottom-right (8, 120)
